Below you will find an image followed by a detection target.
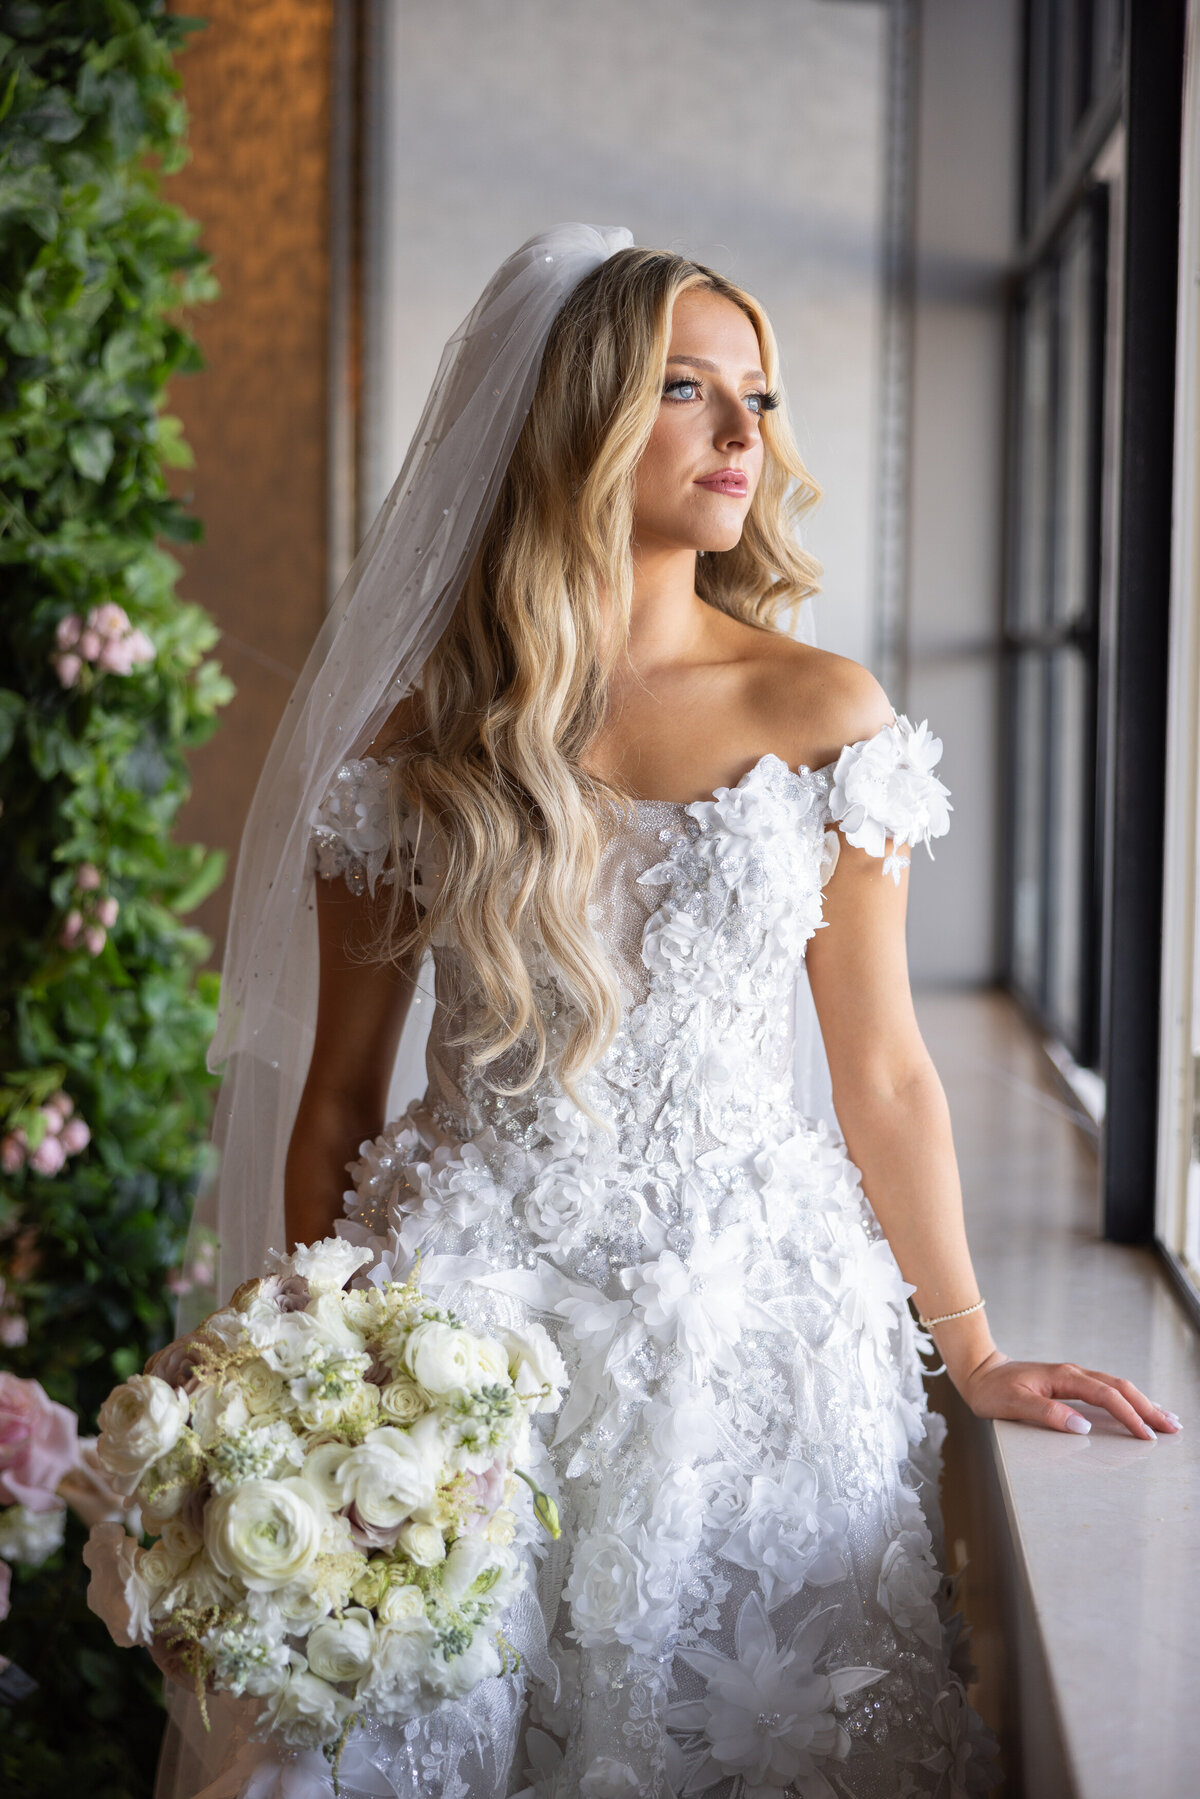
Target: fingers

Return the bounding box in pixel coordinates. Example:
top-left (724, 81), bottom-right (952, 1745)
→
top-left (1048, 1366), bottom-right (1169, 1440)
top-left (1074, 1366), bottom-right (1182, 1436)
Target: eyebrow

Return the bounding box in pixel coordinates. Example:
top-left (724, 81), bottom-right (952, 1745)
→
top-left (666, 354), bottom-right (769, 385)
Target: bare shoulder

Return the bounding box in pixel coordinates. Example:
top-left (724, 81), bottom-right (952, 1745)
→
top-left (744, 635), bottom-right (894, 770)
top-left (363, 687), bottom-right (431, 761)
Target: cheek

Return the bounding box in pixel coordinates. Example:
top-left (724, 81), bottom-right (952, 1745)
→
top-left (636, 413), bottom-right (692, 504)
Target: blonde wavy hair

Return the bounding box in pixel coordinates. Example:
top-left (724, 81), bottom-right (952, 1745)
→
top-left (377, 247), bottom-right (822, 1123)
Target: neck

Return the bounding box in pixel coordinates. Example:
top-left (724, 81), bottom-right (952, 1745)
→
top-left (619, 539), bottom-right (712, 675)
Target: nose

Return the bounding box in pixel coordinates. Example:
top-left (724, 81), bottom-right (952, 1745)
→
top-left (713, 391), bottom-right (757, 453)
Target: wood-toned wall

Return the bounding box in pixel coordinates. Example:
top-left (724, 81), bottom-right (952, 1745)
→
top-left (164, 0), bottom-right (337, 961)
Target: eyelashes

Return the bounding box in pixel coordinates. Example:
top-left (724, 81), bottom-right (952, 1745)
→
top-left (663, 376), bottom-right (780, 415)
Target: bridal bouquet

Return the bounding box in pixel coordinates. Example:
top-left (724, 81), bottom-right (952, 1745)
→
top-left (82, 1238), bottom-right (565, 1772)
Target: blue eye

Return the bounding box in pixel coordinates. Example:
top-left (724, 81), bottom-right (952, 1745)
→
top-left (662, 376), bottom-right (781, 414)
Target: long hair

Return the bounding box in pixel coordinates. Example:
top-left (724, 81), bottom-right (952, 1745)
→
top-left (376, 247), bottom-right (822, 1122)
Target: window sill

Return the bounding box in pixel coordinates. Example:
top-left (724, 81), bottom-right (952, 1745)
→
top-left (916, 988), bottom-right (1200, 1799)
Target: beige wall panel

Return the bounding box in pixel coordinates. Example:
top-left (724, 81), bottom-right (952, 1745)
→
top-left (164, 0), bottom-right (335, 959)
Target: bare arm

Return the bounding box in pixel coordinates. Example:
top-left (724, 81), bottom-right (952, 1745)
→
top-left (806, 826), bottom-right (1174, 1442)
top-left (283, 870), bottom-right (422, 1250)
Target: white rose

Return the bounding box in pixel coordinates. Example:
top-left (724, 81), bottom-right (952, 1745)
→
top-left (0, 1501), bottom-right (66, 1566)
top-left (377, 1579), bottom-right (426, 1625)
top-left (397, 1520), bottom-right (445, 1566)
top-left (426, 1628), bottom-right (501, 1698)
top-left (403, 1320), bottom-right (478, 1395)
top-left (82, 1521), bottom-right (154, 1647)
top-left (287, 1238), bottom-right (375, 1294)
top-left (877, 1530), bottom-right (942, 1646)
top-left (581, 1758), bottom-right (642, 1798)
top-left (355, 1616), bottom-right (439, 1719)
top-left (189, 1382), bottom-right (250, 1450)
top-left (502, 1321), bottom-right (568, 1413)
top-left (159, 1514), bottom-right (203, 1565)
top-left (378, 1377), bottom-right (425, 1425)
top-left (97, 1375), bottom-right (190, 1495)
top-left (204, 1477), bottom-right (327, 1592)
top-left (305, 1607), bottom-right (376, 1684)
top-left (565, 1527), bottom-right (677, 1657)
top-left (335, 1416), bottom-right (441, 1529)
top-left (262, 1665), bottom-right (353, 1750)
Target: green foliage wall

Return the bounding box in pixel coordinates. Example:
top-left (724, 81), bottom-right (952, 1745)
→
top-left (0, 4), bottom-right (229, 1791)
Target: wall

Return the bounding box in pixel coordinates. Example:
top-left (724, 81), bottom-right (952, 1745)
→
top-left (903, 0), bottom-right (1021, 983)
top-left (359, 0), bottom-right (889, 670)
top-left (164, 0), bottom-right (335, 960)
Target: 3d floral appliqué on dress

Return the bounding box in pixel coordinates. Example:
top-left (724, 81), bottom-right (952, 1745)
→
top-left (291, 714), bottom-right (999, 1799)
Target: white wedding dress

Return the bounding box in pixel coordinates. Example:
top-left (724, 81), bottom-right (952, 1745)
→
top-left (200, 713), bottom-right (1001, 1799)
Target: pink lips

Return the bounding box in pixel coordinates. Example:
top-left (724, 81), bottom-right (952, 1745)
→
top-left (695, 470), bottom-right (748, 497)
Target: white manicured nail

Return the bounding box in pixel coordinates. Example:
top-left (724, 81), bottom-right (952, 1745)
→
top-left (1064, 1414), bottom-right (1091, 1434)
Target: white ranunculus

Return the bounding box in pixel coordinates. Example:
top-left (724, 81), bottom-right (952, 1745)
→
top-left (0, 1500), bottom-right (66, 1566)
top-left (877, 1529), bottom-right (943, 1647)
top-left (82, 1521), bottom-right (154, 1647)
top-left (287, 1238), bottom-right (375, 1294)
top-left (565, 1527), bottom-right (678, 1658)
top-left (302, 1441), bottom-right (350, 1509)
top-left (251, 1293), bottom-right (367, 1378)
top-left (356, 1616), bottom-right (439, 1720)
top-left (398, 1520), bottom-right (445, 1566)
top-left (426, 1628), bottom-right (501, 1698)
top-left (189, 1381), bottom-right (250, 1450)
top-left (440, 1534), bottom-right (501, 1603)
top-left (305, 1607), bottom-right (376, 1684)
top-left (96, 1375), bottom-right (190, 1495)
top-left (238, 1358), bottom-right (289, 1418)
top-left (204, 1477), bottom-right (327, 1592)
top-left (403, 1320), bottom-right (478, 1395)
top-left (580, 1757), bottom-right (642, 1798)
top-left (465, 1333), bottom-right (510, 1387)
top-left (262, 1665), bottom-right (354, 1750)
top-left (334, 1414), bottom-right (442, 1529)
top-left (158, 1514), bottom-right (203, 1565)
top-left (502, 1321), bottom-right (568, 1413)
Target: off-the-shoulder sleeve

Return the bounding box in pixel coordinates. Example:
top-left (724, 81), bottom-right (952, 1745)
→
top-left (825, 713), bottom-right (952, 885)
top-left (311, 756), bottom-right (405, 898)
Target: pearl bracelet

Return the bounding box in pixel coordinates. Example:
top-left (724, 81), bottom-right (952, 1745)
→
top-left (917, 1297), bottom-right (986, 1328)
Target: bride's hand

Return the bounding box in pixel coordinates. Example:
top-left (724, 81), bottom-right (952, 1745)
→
top-left (959, 1348), bottom-right (1181, 1440)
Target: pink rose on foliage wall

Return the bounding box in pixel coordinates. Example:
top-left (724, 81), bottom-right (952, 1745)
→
top-left (0, 1372), bottom-right (80, 1512)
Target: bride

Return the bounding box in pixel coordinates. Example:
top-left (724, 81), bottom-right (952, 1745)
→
top-left (164, 225), bottom-right (1175, 1799)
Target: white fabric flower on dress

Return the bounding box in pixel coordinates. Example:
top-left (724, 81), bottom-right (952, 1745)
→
top-left (921, 1680), bottom-right (1003, 1795)
top-left (580, 1757), bottom-right (642, 1798)
top-left (688, 757), bottom-right (824, 900)
top-left (720, 1459), bottom-right (851, 1608)
top-left (523, 1159), bottom-right (610, 1255)
top-left (640, 906), bottom-right (723, 996)
top-left (827, 715), bottom-right (952, 883)
top-left (565, 1524), bottom-right (679, 1657)
top-left (311, 757), bottom-right (396, 896)
top-left (668, 1589), bottom-right (883, 1797)
top-left (810, 1234), bottom-right (916, 1390)
top-left (620, 1226), bottom-right (776, 1378)
top-left (877, 1525), bottom-right (943, 1649)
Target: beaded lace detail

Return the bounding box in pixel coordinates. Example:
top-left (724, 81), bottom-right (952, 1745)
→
top-left (283, 719), bottom-right (997, 1799)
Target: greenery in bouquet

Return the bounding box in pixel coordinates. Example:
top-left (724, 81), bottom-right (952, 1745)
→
top-left (84, 1239), bottom-right (566, 1778)
top-left (0, 5), bottom-right (226, 1793)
